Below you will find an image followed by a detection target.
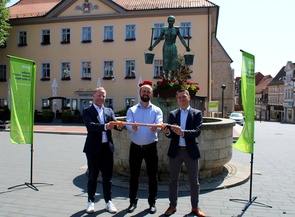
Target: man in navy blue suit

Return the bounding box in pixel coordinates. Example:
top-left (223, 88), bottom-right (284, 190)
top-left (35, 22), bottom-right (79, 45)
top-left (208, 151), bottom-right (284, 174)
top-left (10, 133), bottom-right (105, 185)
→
top-left (82, 87), bottom-right (122, 214)
top-left (163, 89), bottom-right (205, 217)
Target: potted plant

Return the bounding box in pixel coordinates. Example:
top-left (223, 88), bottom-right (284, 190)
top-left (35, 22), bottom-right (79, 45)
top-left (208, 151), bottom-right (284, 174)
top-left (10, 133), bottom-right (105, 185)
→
top-left (152, 54), bottom-right (200, 98)
top-left (61, 110), bottom-right (73, 123)
top-left (42, 110), bottom-right (54, 123)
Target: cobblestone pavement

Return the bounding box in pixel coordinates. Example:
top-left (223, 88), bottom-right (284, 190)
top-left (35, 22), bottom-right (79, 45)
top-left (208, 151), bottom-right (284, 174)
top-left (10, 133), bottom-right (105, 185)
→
top-left (0, 121), bottom-right (294, 216)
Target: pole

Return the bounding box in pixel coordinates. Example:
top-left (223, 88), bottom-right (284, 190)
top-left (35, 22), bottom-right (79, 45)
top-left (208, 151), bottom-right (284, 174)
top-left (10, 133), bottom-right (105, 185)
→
top-left (221, 84), bottom-right (226, 118)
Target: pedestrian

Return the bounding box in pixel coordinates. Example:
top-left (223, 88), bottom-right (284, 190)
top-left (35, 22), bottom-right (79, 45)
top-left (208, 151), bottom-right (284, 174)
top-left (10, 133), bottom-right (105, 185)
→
top-left (82, 87), bottom-right (122, 214)
top-left (125, 80), bottom-right (163, 214)
top-left (162, 89), bottom-right (205, 217)
top-left (148, 15), bottom-right (190, 80)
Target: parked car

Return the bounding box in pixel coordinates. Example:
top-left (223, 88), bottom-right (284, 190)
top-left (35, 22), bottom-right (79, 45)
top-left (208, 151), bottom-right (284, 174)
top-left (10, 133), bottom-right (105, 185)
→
top-left (229, 112), bottom-right (244, 126)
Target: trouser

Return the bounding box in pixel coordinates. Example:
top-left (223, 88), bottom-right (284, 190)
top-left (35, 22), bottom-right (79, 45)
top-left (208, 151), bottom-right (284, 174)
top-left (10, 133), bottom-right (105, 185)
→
top-left (86, 144), bottom-right (113, 203)
top-left (168, 148), bottom-right (200, 208)
top-left (129, 141), bottom-right (158, 205)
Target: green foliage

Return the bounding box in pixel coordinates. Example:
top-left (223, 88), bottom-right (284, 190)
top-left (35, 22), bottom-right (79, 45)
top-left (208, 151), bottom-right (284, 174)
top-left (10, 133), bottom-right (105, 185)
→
top-left (62, 110), bottom-right (73, 118)
top-left (0, 0), bottom-right (11, 46)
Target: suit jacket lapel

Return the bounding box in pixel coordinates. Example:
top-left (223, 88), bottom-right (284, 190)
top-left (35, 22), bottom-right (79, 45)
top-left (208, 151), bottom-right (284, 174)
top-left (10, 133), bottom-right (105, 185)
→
top-left (90, 105), bottom-right (99, 123)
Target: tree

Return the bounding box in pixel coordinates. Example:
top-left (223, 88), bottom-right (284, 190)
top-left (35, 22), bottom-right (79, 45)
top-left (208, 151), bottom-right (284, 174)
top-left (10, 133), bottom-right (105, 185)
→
top-left (0, 0), bottom-right (11, 46)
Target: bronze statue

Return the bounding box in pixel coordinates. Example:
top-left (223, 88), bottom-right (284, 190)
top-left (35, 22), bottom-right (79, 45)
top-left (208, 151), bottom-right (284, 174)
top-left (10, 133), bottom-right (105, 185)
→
top-left (148, 15), bottom-right (191, 80)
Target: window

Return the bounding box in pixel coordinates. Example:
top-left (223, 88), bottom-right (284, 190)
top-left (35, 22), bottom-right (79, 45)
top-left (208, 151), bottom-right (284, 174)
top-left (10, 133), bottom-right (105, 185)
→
top-left (0, 99), bottom-right (8, 107)
top-left (180, 22), bottom-right (191, 39)
top-left (61, 28), bottom-right (71, 44)
top-left (126, 98), bottom-right (135, 109)
top-left (125, 25), bottom-right (136, 41)
top-left (61, 62), bottom-right (71, 80)
top-left (82, 61), bottom-right (91, 80)
top-left (125, 60), bottom-right (135, 79)
top-left (42, 98), bottom-right (50, 109)
top-left (41, 29), bottom-right (50, 45)
top-left (153, 60), bottom-right (163, 78)
top-left (72, 99), bottom-right (77, 111)
top-left (0, 65), bottom-right (7, 82)
top-left (41, 63), bottom-right (50, 80)
top-left (82, 27), bottom-right (92, 43)
top-left (105, 98), bottom-right (113, 109)
top-left (103, 26), bottom-right (114, 42)
top-left (18, 31), bottom-right (27, 46)
top-left (153, 23), bottom-right (164, 39)
top-left (63, 99), bottom-right (71, 109)
top-left (103, 61), bottom-right (114, 79)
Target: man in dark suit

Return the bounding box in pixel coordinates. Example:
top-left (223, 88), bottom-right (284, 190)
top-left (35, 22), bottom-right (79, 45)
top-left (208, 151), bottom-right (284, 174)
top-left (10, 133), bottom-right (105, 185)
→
top-left (163, 89), bottom-right (205, 217)
top-left (82, 87), bottom-right (122, 214)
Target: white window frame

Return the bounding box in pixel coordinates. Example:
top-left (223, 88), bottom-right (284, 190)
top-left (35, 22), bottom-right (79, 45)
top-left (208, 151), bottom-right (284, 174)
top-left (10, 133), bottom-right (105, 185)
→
top-left (103, 61), bottom-right (114, 78)
top-left (125, 97), bottom-right (135, 108)
top-left (125, 24), bottom-right (136, 40)
top-left (41, 63), bottom-right (50, 78)
top-left (42, 98), bottom-right (50, 108)
top-left (153, 23), bottom-right (164, 39)
top-left (125, 60), bottom-right (136, 78)
top-left (103, 26), bottom-right (114, 41)
top-left (180, 22), bottom-right (191, 38)
top-left (82, 26), bottom-right (92, 42)
top-left (41, 29), bottom-right (50, 44)
top-left (105, 98), bottom-right (114, 109)
top-left (82, 61), bottom-right (91, 78)
top-left (61, 28), bottom-right (71, 43)
top-left (153, 59), bottom-right (163, 77)
top-left (19, 31), bottom-right (27, 45)
top-left (61, 62), bottom-right (71, 78)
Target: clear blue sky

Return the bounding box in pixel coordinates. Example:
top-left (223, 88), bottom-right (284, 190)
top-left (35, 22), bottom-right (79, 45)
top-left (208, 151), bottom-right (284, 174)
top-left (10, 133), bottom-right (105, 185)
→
top-left (7, 0), bottom-right (294, 77)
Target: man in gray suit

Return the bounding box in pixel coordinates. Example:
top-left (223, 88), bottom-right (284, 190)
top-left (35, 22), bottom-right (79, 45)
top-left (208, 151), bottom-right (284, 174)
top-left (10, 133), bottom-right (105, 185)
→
top-left (163, 89), bottom-right (205, 217)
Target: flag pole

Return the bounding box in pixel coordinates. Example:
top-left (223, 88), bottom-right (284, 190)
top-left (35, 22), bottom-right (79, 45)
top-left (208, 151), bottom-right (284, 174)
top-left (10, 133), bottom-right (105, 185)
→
top-left (230, 50), bottom-right (272, 215)
top-left (230, 152), bottom-right (272, 215)
top-left (7, 56), bottom-right (53, 191)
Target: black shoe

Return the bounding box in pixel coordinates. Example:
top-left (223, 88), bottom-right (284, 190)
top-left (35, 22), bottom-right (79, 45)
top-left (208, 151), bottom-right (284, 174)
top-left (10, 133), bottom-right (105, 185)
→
top-left (127, 203), bottom-right (137, 213)
top-left (149, 205), bottom-right (157, 214)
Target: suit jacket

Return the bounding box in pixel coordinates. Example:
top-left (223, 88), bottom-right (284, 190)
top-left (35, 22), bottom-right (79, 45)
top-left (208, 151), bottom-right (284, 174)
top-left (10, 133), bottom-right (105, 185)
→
top-left (82, 104), bottom-right (119, 154)
top-left (166, 107), bottom-right (202, 159)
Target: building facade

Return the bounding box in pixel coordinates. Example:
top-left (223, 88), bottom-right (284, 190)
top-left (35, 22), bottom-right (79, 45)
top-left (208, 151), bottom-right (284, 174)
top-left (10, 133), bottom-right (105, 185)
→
top-left (0, 0), bottom-right (235, 118)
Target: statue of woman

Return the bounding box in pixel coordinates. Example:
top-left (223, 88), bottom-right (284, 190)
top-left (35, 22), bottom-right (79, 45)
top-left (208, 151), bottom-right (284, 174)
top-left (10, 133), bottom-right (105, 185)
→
top-left (148, 15), bottom-right (191, 79)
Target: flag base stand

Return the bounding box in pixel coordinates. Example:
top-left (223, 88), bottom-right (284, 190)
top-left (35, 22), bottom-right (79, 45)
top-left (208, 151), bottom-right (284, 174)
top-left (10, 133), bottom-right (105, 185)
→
top-left (7, 144), bottom-right (53, 191)
top-left (230, 154), bottom-right (272, 216)
top-left (8, 182), bottom-right (53, 191)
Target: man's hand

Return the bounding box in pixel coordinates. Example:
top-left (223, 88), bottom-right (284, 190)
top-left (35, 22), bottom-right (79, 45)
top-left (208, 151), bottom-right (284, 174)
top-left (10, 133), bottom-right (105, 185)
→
top-left (106, 123), bottom-right (115, 130)
top-left (116, 124), bottom-right (124, 130)
top-left (132, 122), bottom-right (138, 131)
top-left (150, 125), bottom-right (157, 132)
top-left (162, 125), bottom-right (170, 134)
top-left (170, 124), bottom-right (183, 136)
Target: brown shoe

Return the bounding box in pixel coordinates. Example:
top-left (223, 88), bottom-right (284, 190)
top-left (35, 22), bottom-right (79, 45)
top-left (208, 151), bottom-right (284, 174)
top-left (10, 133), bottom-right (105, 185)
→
top-left (191, 207), bottom-right (205, 217)
top-left (164, 206), bottom-right (176, 216)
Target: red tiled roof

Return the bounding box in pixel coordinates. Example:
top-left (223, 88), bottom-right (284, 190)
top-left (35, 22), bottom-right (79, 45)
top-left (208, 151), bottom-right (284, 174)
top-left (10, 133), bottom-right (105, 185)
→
top-left (8, 0), bottom-right (62, 19)
top-left (112, 0), bottom-right (215, 10)
top-left (8, 0), bottom-right (216, 19)
top-left (256, 75), bottom-right (273, 94)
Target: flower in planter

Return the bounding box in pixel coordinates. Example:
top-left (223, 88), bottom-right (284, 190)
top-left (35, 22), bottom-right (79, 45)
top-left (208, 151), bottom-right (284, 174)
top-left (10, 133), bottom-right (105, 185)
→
top-left (153, 54), bottom-right (200, 93)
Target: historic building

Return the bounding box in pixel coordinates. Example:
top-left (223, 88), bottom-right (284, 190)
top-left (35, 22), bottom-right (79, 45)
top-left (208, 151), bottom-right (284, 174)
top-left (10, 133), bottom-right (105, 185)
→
top-left (0, 0), bottom-right (234, 118)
